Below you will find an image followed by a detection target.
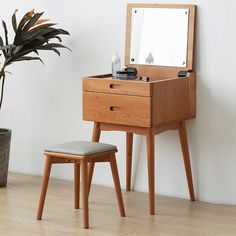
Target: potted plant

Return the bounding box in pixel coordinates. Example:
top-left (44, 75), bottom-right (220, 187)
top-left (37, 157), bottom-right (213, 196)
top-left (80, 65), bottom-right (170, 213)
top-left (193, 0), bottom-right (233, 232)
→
top-left (0, 9), bottom-right (70, 187)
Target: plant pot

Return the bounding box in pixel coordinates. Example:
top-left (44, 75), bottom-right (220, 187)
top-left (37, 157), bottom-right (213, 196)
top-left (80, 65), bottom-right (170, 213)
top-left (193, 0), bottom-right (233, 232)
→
top-left (0, 129), bottom-right (11, 187)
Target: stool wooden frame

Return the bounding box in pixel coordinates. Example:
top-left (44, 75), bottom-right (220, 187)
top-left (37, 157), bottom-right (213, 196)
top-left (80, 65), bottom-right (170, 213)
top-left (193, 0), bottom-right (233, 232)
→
top-left (37, 149), bottom-right (125, 229)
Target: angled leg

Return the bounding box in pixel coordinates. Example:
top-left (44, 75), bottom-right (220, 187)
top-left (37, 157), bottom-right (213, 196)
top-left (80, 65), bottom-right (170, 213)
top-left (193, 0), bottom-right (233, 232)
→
top-left (81, 160), bottom-right (89, 229)
top-left (37, 155), bottom-right (52, 220)
top-left (126, 132), bottom-right (133, 191)
top-left (88, 122), bottom-right (101, 194)
top-left (74, 162), bottom-right (80, 209)
top-left (146, 133), bottom-right (155, 215)
top-left (179, 121), bottom-right (195, 201)
top-left (110, 154), bottom-right (126, 217)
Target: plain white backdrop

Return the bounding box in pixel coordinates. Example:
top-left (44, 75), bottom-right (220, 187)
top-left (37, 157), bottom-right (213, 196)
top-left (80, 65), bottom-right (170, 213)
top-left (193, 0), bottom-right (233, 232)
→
top-left (0, 0), bottom-right (236, 204)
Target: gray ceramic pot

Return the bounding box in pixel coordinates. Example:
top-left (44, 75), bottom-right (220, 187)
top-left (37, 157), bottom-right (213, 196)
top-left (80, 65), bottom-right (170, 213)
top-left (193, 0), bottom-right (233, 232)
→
top-left (0, 129), bottom-right (11, 187)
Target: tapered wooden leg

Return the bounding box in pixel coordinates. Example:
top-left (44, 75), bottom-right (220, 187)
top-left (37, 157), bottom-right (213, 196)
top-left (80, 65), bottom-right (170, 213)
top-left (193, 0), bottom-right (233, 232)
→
top-left (146, 133), bottom-right (155, 215)
top-left (74, 162), bottom-right (80, 209)
top-left (88, 122), bottom-right (101, 194)
top-left (126, 132), bottom-right (133, 191)
top-left (179, 121), bottom-right (195, 201)
top-left (81, 160), bottom-right (89, 229)
top-left (110, 154), bottom-right (126, 217)
top-left (37, 155), bottom-right (52, 220)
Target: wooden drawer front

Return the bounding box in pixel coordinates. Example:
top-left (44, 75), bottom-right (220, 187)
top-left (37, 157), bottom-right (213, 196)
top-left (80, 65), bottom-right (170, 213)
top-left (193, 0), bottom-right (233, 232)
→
top-left (83, 78), bottom-right (151, 97)
top-left (83, 92), bottom-right (151, 127)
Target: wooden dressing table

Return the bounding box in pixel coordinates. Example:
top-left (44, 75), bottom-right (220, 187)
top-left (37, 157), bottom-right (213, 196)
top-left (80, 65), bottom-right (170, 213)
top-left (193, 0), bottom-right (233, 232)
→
top-left (82, 4), bottom-right (196, 215)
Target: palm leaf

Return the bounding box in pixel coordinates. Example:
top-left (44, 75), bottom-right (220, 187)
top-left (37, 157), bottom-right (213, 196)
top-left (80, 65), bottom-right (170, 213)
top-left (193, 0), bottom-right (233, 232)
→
top-left (0, 44), bottom-right (16, 50)
top-left (17, 9), bottom-right (35, 30)
top-left (44, 29), bottom-right (70, 40)
top-left (35, 46), bottom-right (60, 56)
top-left (22, 12), bottom-right (44, 32)
top-left (5, 48), bottom-right (34, 65)
top-left (0, 36), bottom-right (6, 58)
top-left (2, 21), bottom-right (8, 45)
top-left (12, 9), bottom-right (18, 33)
top-left (33, 19), bottom-right (49, 27)
top-left (42, 43), bottom-right (71, 51)
top-left (14, 9), bottom-right (35, 42)
top-left (14, 56), bottom-right (43, 64)
top-left (15, 24), bottom-right (57, 45)
top-left (12, 45), bottom-right (23, 56)
top-left (52, 36), bottom-right (62, 42)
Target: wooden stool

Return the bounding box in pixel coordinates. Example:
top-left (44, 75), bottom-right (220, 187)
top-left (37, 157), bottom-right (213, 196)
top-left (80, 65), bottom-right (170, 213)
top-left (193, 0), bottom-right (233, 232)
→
top-left (36, 141), bottom-right (125, 229)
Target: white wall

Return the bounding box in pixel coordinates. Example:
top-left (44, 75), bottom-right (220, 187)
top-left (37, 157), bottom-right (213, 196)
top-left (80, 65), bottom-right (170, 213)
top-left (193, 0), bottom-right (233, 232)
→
top-left (0, 0), bottom-right (236, 204)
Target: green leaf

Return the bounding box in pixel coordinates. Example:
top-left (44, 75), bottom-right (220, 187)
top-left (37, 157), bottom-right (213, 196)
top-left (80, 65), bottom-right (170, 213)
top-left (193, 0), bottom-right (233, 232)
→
top-left (12, 45), bottom-right (23, 56)
top-left (14, 56), bottom-right (44, 64)
top-left (5, 48), bottom-right (34, 65)
top-left (22, 12), bottom-right (44, 32)
top-left (17, 11), bottom-right (33, 30)
top-left (0, 36), bottom-right (4, 46)
top-left (12, 9), bottom-right (18, 33)
top-left (14, 10), bottom-right (34, 43)
top-left (12, 48), bottom-right (33, 58)
top-left (0, 36), bottom-right (6, 58)
top-left (2, 20), bottom-right (8, 45)
top-left (35, 45), bottom-right (60, 56)
top-left (53, 36), bottom-right (62, 42)
top-left (32, 48), bottom-right (39, 55)
top-left (58, 29), bottom-right (70, 35)
top-left (16, 25), bottom-right (56, 45)
top-left (43, 29), bottom-right (69, 40)
top-left (43, 43), bottom-right (71, 51)
top-left (0, 44), bottom-right (16, 50)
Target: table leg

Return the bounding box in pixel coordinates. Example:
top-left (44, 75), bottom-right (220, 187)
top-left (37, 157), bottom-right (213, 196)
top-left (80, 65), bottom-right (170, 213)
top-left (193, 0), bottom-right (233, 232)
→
top-left (178, 121), bottom-right (195, 201)
top-left (126, 132), bottom-right (133, 191)
top-left (146, 133), bottom-right (155, 215)
top-left (88, 122), bottom-right (101, 194)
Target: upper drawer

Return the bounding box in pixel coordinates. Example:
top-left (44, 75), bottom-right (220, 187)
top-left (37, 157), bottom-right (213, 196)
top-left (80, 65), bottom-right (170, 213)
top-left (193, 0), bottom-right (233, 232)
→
top-left (83, 77), bottom-right (152, 97)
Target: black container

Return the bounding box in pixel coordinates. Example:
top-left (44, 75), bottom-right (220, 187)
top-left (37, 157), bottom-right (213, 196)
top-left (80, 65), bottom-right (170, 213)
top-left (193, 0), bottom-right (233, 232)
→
top-left (0, 129), bottom-right (11, 187)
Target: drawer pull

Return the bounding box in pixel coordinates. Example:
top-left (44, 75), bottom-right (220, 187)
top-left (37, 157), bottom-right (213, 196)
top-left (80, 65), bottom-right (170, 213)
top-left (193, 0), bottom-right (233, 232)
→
top-left (109, 84), bottom-right (121, 89)
top-left (109, 106), bottom-right (121, 111)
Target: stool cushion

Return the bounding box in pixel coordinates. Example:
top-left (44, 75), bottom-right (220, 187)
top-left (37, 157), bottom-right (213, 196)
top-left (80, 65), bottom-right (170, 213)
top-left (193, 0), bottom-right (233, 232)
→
top-left (45, 141), bottom-right (117, 156)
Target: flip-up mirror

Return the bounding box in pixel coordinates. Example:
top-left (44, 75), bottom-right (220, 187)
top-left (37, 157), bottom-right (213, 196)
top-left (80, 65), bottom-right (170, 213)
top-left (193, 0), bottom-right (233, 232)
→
top-left (125, 4), bottom-right (196, 75)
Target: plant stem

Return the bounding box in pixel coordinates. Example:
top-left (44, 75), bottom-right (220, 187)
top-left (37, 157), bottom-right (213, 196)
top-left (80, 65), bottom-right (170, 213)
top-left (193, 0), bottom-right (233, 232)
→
top-left (0, 68), bottom-right (6, 111)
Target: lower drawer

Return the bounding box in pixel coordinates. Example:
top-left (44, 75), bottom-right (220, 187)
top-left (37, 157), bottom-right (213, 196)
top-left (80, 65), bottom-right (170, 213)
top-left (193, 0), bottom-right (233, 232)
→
top-left (83, 92), bottom-right (151, 127)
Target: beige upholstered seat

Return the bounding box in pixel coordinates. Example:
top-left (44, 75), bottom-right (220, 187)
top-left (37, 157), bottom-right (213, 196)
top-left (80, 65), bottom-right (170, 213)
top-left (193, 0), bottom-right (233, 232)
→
top-left (45, 141), bottom-right (117, 156)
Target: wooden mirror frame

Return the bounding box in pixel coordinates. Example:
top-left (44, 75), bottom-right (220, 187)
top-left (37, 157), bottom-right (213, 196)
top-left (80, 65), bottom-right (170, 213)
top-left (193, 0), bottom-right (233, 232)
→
top-left (125, 4), bottom-right (196, 78)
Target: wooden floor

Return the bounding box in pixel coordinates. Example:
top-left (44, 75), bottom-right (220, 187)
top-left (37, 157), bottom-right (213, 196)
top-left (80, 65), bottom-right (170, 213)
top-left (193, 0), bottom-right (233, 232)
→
top-left (0, 173), bottom-right (236, 236)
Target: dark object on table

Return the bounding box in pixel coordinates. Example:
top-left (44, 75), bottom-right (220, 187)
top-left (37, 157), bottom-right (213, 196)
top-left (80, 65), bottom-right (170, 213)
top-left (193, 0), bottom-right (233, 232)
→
top-left (116, 67), bottom-right (137, 80)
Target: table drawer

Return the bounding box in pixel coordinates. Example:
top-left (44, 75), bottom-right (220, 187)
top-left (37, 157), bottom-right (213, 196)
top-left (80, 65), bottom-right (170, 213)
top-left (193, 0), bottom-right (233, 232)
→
top-left (83, 78), bottom-right (152, 97)
top-left (83, 92), bottom-right (151, 127)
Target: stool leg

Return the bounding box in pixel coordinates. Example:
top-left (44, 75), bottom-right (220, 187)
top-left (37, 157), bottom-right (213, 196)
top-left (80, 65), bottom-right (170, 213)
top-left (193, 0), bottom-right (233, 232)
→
top-left (74, 162), bottom-right (80, 209)
top-left (37, 155), bottom-right (52, 220)
top-left (88, 162), bottom-right (94, 195)
top-left (81, 160), bottom-right (89, 229)
top-left (110, 154), bottom-right (126, 217)
top-left (88, 122), bottom-right (101, 194)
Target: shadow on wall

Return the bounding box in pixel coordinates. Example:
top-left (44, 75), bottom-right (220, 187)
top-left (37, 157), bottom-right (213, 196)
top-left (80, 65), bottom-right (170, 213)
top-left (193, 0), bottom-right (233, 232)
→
top-left (187, 74), bottom-right (236, 203)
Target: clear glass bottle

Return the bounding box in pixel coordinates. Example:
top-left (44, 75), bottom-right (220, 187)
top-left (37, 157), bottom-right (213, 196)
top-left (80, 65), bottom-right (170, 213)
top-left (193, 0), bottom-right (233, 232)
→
top-left (112, 52), bottom-right (121, 77)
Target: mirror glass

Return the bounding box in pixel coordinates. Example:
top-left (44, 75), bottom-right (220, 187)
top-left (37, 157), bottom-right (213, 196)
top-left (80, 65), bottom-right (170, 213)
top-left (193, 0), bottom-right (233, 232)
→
top-left (130, 8), bottom-right (189, 67)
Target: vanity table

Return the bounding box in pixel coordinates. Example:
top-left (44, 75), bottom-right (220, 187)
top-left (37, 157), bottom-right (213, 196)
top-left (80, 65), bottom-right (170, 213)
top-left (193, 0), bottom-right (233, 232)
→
top-left (82, 4), bottom-right (196, 215)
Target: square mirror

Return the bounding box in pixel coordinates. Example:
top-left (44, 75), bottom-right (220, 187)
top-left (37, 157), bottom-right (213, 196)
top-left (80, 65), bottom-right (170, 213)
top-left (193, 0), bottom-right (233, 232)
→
top-left (125, 4), bottom-right (196, 73)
